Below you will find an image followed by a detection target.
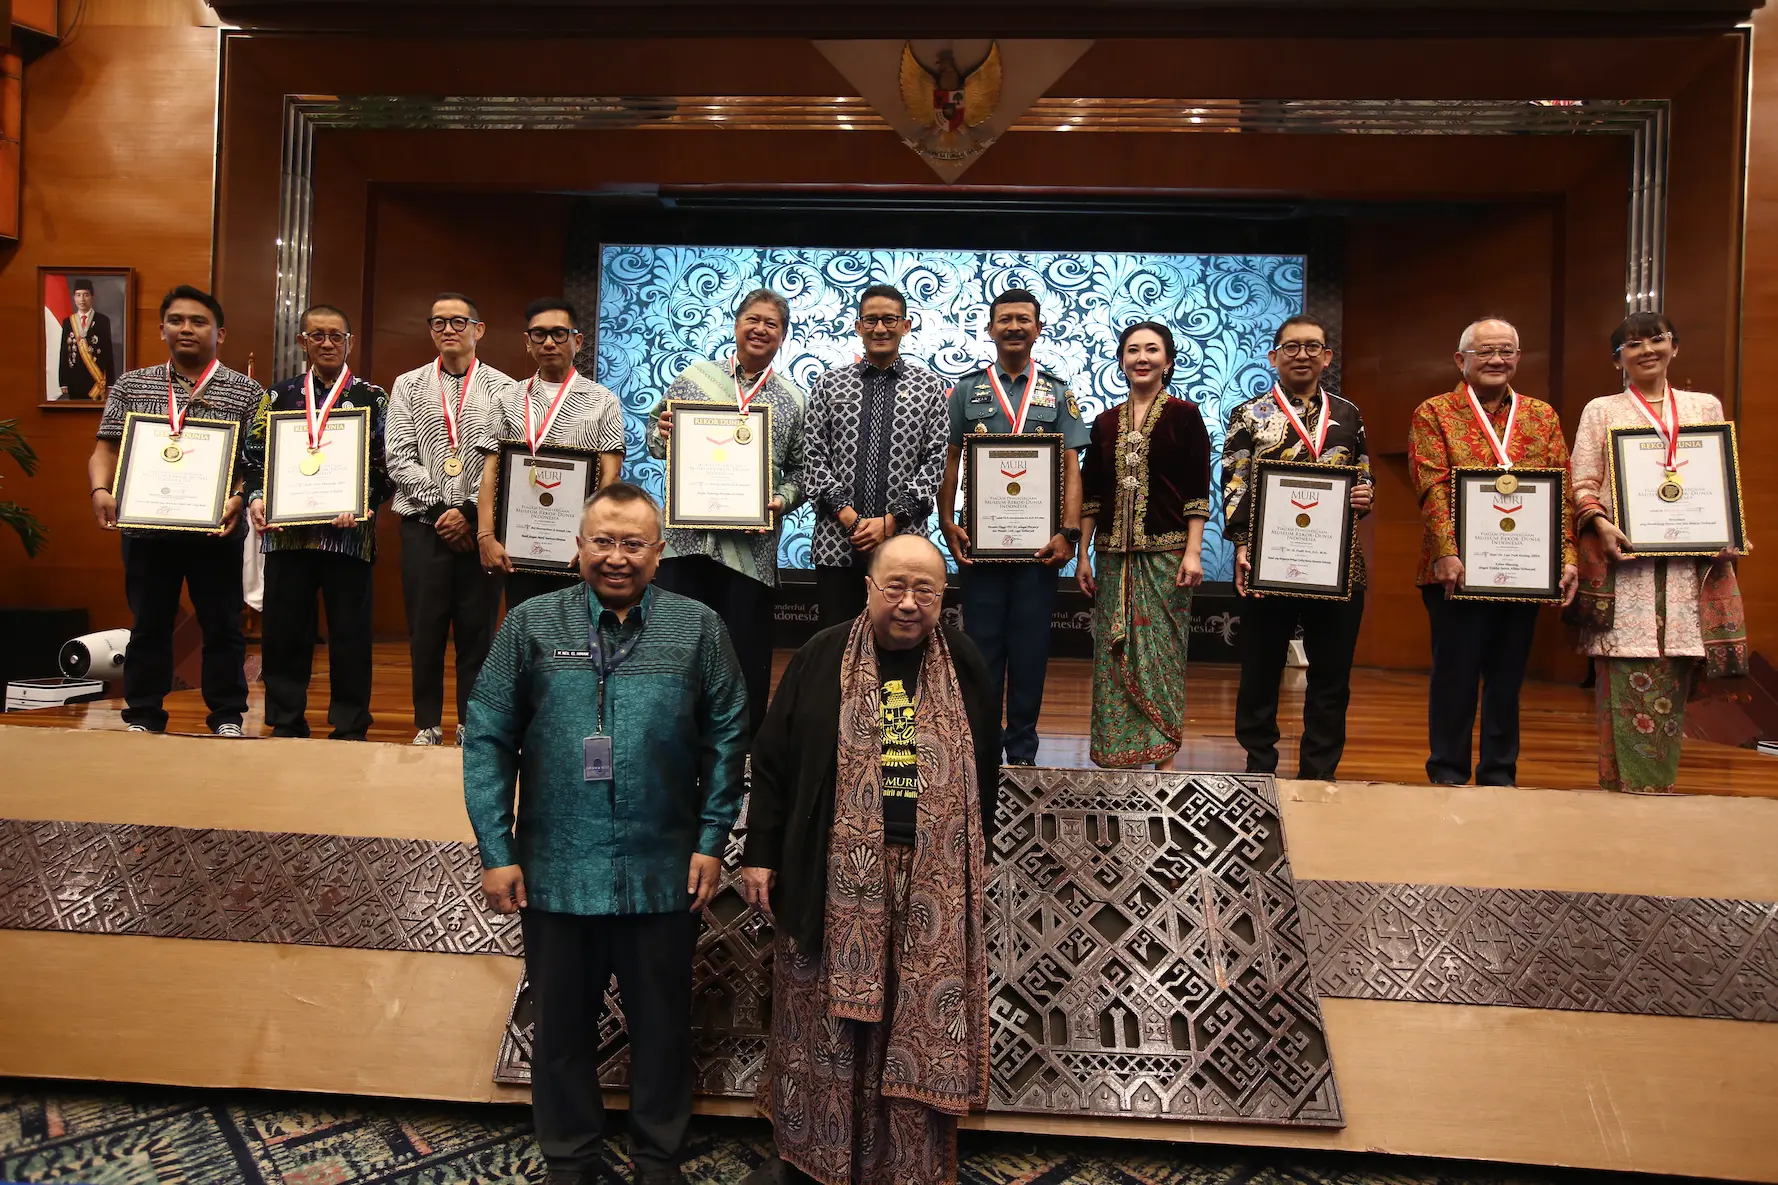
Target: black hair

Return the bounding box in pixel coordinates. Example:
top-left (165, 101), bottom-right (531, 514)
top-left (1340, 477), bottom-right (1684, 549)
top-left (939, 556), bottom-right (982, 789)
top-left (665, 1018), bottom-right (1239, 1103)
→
top-left (990, 288), bottom-right (1042, 321)
top-left (1118, 320), bottom-right (1178, 387)
top-left (1611, 311), bottom-right (1679, 355)
top-left (160, 285), bottom-right (225, 328)
top-left (858, 283), bottom-right (907, 317)
top-left (736, 288), bottom-right (790, 325)
top-left (432, 292), bottom-right (481, 320)
top-left (582, 480), bottom-right (662, 532)
top-left (1272, 314), bottom-right (1331, 349)
top-left (524, 297), bottom-right (579, 329)
top-left (300, 303), bottom-right (352, 334)
top-left (72, 278), bottom-right (95, 294)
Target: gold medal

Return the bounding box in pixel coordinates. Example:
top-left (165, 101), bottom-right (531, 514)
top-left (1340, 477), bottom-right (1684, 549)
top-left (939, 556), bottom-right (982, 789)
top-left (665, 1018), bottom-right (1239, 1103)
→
top-left (1295, 513), bottom-right (1311, 528)
top-left (1658, 471), bottom-right (1683, 503)
top-left (299, 450), bottom-right (323, 477)
top-left (539, 491), bottom-right (554, 507)
top-left (1494, 472), bottom-right (1518, 496)
top-left (161, 443), bottom-right (184, 464)
top-left (974, 422), bottom-right (988, 434)
top-left (443, 454), bottom-right (463, 478)
top-left (735, 423), bottom-right (752, 445)
top-left (1500, 517), bottom-right (1516, 532)
top-left (1006, 481), bottom-right (1021, 496)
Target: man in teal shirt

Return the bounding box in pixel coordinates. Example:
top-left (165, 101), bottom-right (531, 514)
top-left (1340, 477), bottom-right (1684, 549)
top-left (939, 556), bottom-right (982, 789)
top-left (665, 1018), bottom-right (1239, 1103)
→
top-left (465, 481), bottom-right (748, 1185)
top-left (937, 289), bottom-right (1091, 766)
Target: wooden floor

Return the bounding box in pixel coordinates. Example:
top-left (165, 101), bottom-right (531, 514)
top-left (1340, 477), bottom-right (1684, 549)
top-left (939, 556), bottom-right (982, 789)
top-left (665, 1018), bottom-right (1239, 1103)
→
top-left (10, 641), bottom-right (1778, 798)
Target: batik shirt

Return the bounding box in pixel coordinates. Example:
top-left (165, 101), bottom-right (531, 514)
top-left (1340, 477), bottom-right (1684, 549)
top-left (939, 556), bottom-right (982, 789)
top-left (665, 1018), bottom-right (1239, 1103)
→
top-left (241, 372), bottom-right (392, 563)
top-left (1407, 383), bottom-right (1577, 587)
top-left (98, 361), bottom-right (264, 540)
top-left (803, 356), bottom-right (949, 568)
top-left (1221, 387), bottom-right (1373, 584)
top-left (384, 359), bottom-right (512, 521)
top-left (646, 358), bottom-right (807, 586)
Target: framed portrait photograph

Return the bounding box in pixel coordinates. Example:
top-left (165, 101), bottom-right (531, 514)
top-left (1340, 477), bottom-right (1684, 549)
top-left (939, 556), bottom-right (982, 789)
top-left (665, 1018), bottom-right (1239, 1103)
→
top-left (41, 267), bottom-right (132, 409)
top-left (1247, 459), bottom-right (1359, 600)
top-left (492, 441), bottom-right (602, 573)
top-left (963, 433), bottom-right (1063, 562)
top-left (263, 407), bottom-right (371, 528)
top-left (664, 400), bottom-right (774, 531)
top-left (1607, 422), bottom-right (1746, 557)
top-left (112, 413), bottom-right (239, 533)
top-left (1451, 467), bottom-right (1566, 603)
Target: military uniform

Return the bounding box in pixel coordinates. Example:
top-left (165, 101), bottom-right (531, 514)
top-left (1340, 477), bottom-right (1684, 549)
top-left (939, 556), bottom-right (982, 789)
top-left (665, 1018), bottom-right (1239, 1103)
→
top-left (946, 364), bottom-right (1091, 764)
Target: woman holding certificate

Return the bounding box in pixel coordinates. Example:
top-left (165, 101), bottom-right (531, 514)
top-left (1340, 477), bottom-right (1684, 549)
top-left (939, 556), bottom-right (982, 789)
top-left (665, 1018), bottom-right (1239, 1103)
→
top-left (1077, 322), bottom-right (1212, 769)
top-left (1569, 313), bottom-right (1748, 794)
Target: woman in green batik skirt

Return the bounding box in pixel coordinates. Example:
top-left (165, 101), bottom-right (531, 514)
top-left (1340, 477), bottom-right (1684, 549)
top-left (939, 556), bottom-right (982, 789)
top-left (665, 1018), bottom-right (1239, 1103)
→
top-left (1077, 321), bottom-right (1212, 769)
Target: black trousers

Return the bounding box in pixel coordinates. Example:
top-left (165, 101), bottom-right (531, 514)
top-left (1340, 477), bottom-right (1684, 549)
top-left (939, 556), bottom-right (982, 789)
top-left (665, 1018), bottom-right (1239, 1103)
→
top-left (959, 562), bottom-right (1055, 763)
top-left (505, 569), bottom-right (580, 612)
top-left (815, 564), bottom-right (868, 629)
top-left (261, 549), bottom-right (374, 740)
top-left (120, 532), bottom-right (248, 732)
top-left (654, 555), bottom-right (776, 740)
top-left (1234, 588), bottom-right (1366, 781)
top-left (521, 908), bottom-right (698, 1175)
top-left (1421, 585), bottom-right (1541, 785)
top-left (398, 515), bottom-right (500, 730)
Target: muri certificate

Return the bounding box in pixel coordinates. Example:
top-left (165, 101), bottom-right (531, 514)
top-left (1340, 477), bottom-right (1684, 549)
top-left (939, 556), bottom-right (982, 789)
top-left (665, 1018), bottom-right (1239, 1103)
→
top-left (496, 444), bottom-right (597, 572)
top-left (1455, 469), bottom-right (1562, 601)
top-left (114, 414), bottom-right (238, 532)
top-left (1250, 461), bottom-right (1356, 599)
top-left (264, 408), bottom-right (369, 527)
top-left (966, 435), bottom-right (1060, 561)
top-left (666, 402), bottom-right (772, 530)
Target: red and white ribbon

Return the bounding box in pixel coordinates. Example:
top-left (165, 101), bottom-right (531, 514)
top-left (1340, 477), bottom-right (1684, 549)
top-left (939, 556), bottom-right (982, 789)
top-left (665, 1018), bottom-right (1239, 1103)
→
top-left (435, 357), bottom-right (478, 453)
top-left (987, 367), bottom-right (1036, 434)
top-left (304, 365), bottom-right (351, 451)
top-left (1464, 384), bottom-right (1520, 469)
top-left (166, 358), bottom-right (220, 437)
top-left (734, 362), bottom-right (773, 414)
top-left (1628, 382), bottom-right (1679, 472)
top-left (524, 370), bottom-right (575, 453)
top-left (1271, 385), bottom-right (1330, 460)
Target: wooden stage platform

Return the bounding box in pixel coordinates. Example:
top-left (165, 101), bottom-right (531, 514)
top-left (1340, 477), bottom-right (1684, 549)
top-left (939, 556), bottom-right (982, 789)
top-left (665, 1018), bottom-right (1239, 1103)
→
top-left (8, 641), bottom-right (1778, 798)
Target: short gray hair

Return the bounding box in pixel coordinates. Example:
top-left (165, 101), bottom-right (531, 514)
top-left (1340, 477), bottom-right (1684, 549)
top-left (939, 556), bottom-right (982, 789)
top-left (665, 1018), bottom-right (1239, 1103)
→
top-left (1458, 318), bottom-right (1520, 352)
top-left (581, 481), bottom-right (662, 535)
top-left (736, 288), bottom-right (790, 326)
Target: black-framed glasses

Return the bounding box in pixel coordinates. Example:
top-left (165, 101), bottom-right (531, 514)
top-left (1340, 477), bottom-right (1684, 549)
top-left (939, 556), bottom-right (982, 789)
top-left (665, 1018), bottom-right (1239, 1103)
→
top-left (1461, 346), bottom-right (1520, 361)
top-left (1615, 333), bottom-right (1673, 354)
top-left (585, 535), bottom-right (659, 557)
top-left (300, 330), bottom-right (350, 345)
top-left (1275, 341), bottom-right (1328, 358)
top-left (867, 576), bottom-right (941, 608)
top-left (427, 315), bottom-right (480, 333)
top-left (525, 326), bottom-right (577, 344)
top-left (859, 314), bottom-right (904, 329)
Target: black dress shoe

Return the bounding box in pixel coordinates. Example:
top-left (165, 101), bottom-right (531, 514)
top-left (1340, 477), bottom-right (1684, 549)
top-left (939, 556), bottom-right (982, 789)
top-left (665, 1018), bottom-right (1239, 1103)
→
top-left (1006, 757), bottom-right (1037, 767)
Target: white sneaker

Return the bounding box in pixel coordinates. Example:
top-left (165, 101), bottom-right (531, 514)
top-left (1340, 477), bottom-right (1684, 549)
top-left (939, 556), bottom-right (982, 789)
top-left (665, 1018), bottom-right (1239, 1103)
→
top-left (455, 724), bottom-right (466, 747)
top-left (127, 724), bottom-right (152, 733)
top-left (412, 727), bottom-right (443, 746)
top-left (213, 723), bottom-right (246, 738)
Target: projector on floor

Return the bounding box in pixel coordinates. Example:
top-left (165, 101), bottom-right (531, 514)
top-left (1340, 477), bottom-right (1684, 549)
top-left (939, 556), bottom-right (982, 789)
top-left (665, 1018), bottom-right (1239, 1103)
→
top-left (5, 677), bottom-right (107, 712)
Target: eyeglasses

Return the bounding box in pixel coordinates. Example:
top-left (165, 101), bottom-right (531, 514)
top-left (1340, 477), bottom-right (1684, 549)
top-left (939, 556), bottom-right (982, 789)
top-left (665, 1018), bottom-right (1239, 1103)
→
top-left (1275, 341), bottom-right (1328, 359)
top-left (868, 576), bottom-right (941, 608)
top-left (1461, 347), bottom-right (1521, 361)
top-left (427, 316), bottom-right (480, 333)
top-left (1616, 333), bottom-right (1673, 354)
top-left (300, 330), bottom-right (350, 345)
top-left (585, 535), bottom-right (659, 557)
top-left (859, 314), bottom-right (904, 329)
top-left (525, 326), bottom-right (576, 344)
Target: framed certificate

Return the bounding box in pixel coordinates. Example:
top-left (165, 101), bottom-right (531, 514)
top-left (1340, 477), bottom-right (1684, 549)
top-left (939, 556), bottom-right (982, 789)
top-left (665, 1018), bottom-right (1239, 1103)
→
top-left (1607, 422), bottom-right (1746, 557)
top-left (492, 441), bottom-right (601, 574)
top-left (1247, 459), bottom-right (1358, 600)
top-left (112, 412), bottom-right (239, 532)
top-left (1451, 467), bottom-right (1566, 603)
top-left (263, 407), bottom-right (370, 527)
top-left (664, 400), bottom-right (773, 531)
top-left (963, 433), bottom-right (1062, 562)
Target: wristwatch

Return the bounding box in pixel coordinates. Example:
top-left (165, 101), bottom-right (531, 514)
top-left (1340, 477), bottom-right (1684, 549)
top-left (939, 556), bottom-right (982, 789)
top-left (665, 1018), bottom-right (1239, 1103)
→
top-left (1062, 526), bottom-right (1082, 545)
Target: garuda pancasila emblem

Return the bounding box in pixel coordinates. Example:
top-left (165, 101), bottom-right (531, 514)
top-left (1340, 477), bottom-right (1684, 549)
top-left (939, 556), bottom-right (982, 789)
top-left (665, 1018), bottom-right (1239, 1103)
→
top-left (898, 41), bottom-right (1003, 160)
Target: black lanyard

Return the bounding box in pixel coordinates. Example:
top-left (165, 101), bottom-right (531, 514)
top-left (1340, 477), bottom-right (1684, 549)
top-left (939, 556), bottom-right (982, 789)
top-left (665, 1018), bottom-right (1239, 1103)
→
top-left (587, 593), bottom-right (644, 733)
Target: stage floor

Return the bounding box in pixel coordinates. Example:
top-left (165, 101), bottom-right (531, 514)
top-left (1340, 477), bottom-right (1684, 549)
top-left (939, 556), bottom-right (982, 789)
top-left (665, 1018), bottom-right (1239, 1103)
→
top-left (8, 642), bottom-right (1777, 798)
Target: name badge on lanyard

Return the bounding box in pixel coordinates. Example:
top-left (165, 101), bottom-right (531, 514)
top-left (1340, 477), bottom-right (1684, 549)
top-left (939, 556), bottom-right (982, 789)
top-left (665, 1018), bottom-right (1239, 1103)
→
top-left (583, 735), bottom-right (614, 783)
top-left (583, 601), bottom-right (643, 784)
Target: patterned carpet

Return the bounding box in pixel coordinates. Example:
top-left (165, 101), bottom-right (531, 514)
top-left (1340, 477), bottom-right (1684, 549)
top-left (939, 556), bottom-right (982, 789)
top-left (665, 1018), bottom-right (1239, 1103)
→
top-left (0, 1079), bottom-right (1693, 1185)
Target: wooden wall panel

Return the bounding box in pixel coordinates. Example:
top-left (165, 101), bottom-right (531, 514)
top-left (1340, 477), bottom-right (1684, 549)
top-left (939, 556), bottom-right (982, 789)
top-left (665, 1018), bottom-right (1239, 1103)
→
top-left (0, 24), bottom-right (216, 626)
top-left (1738, 7), bottom-right (1778, 661)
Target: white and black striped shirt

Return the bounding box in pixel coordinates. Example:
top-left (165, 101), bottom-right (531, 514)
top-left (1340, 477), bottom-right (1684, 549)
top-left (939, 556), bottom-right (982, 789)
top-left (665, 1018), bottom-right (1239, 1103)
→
top-left (385, 359), bottom-right (514, 519)
top-left (479, 371), bottom-right (625, 456)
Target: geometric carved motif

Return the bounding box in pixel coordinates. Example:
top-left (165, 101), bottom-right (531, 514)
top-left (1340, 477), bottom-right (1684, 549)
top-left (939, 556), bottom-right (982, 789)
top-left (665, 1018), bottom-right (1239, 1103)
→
top-left (1299, 879), bottom-right (1778, 1023)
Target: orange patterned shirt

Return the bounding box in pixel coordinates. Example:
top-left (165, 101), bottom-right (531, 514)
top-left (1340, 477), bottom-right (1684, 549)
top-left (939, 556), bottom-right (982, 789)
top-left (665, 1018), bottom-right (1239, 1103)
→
top-left (1407, 384), bottom-right (1578, 587)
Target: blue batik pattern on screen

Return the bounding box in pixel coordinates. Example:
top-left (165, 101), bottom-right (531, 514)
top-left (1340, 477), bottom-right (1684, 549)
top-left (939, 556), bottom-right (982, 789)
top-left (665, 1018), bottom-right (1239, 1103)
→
top-left (597, 246), bottom-right (1304, 581)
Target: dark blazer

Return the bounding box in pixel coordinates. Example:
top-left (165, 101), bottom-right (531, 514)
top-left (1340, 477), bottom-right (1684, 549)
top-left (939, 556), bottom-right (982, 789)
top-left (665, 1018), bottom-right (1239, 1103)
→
top-left (742, 621), bottom-right (1000, 955)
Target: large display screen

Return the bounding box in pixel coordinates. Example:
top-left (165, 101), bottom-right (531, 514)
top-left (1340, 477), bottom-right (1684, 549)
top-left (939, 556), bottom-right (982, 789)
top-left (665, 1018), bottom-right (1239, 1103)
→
top-left (597, 244), bottom-right (1306, 581)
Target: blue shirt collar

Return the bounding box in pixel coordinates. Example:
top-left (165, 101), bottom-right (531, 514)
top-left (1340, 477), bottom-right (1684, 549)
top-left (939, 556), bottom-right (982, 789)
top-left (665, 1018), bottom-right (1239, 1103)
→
top-left (588, 582), bottom-right (652, 631)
